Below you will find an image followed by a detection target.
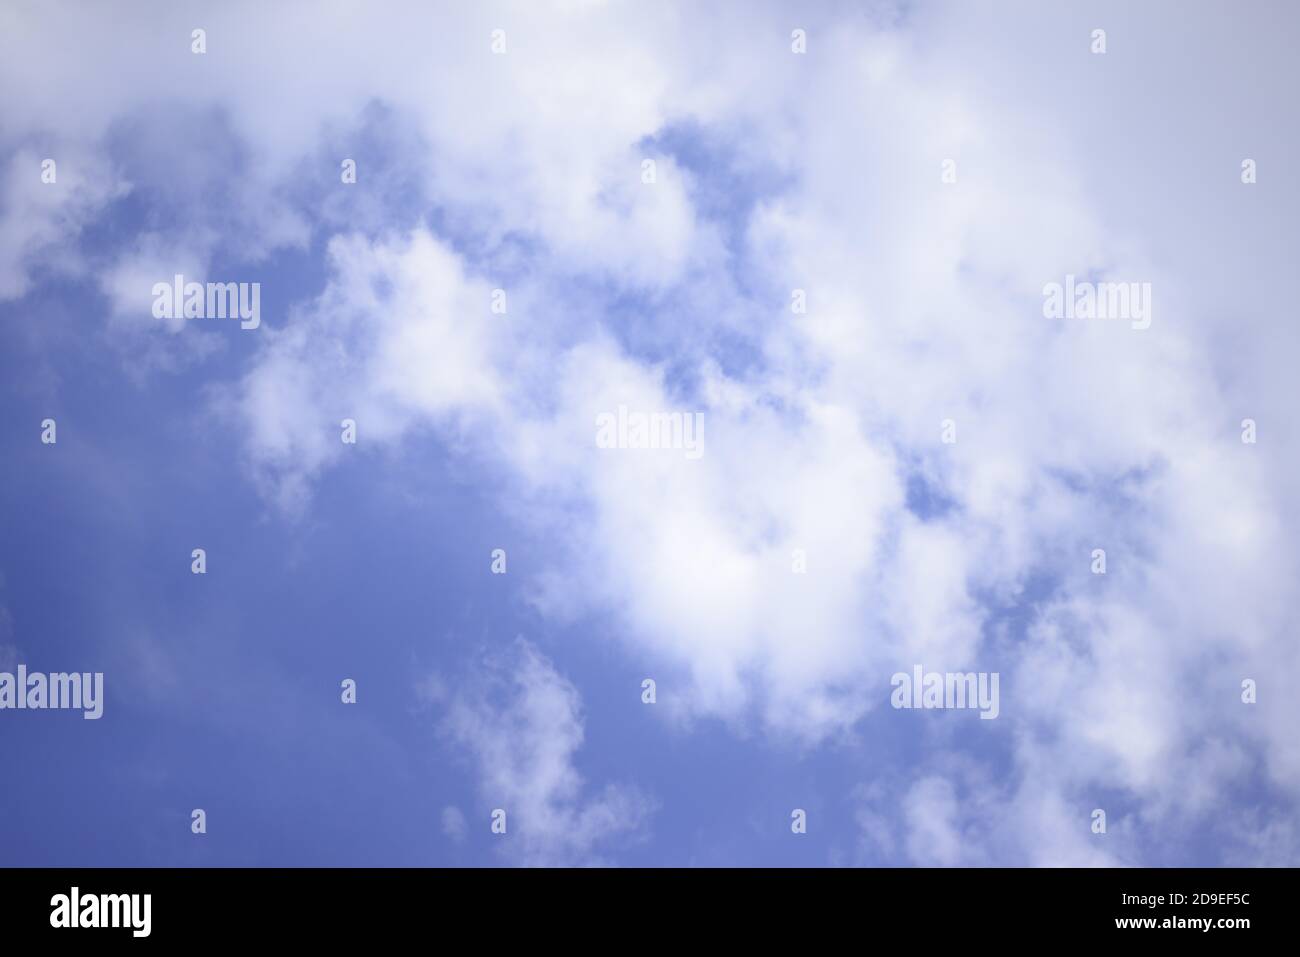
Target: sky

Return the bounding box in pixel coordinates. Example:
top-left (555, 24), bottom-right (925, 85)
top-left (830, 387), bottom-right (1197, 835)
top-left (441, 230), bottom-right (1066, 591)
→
top-left (1, 0), bottom-right (1298, 867)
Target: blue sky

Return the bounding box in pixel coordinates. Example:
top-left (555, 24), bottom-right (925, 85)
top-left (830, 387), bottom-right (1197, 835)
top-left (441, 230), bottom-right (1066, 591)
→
top-left (2, 1), bottom-right (1298, 867)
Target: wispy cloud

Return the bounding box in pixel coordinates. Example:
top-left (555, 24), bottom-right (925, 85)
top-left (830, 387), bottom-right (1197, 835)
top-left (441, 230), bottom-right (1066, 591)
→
top-left (426, 639), bottom-right (655, 866)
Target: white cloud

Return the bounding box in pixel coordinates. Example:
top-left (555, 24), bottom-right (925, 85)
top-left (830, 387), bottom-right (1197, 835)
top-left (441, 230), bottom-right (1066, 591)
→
top-left (0, 148), bottom-right (127, 301)
top-left (429, 639), bottom-right (654, 866)
top-left (3, 0), bottom-right (1297, 864)
top-left (216, 229), bottom-right (507, 514)
top-left (207, 1), bottom-right (1297, 861)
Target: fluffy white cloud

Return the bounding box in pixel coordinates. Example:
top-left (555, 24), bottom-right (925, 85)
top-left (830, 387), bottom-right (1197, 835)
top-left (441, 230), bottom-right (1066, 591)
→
top-left (216, 229), bottom-right (508, 513)
top-left (427, 639), bottom-right (654, 866)
top-left (209, 1), bottom-right (1296, 862)
top-left (0, 148), bottom-right (127, 301)
top-left (3, 0), bottom-right (1297, 864)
